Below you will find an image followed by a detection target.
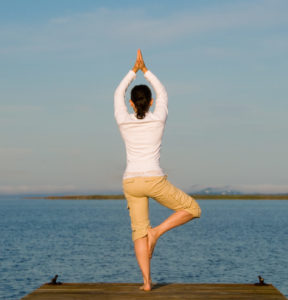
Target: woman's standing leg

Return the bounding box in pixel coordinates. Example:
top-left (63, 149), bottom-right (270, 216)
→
top-left (134, 237), bottom-right (151, 291)
top-left (123, 178), bottom-right (152, 290)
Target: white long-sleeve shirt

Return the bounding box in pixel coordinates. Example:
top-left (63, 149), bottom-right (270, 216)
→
top-left (114, 70), bottom-right (168, 179)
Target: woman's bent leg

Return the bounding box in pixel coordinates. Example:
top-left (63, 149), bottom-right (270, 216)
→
top-left (148, 210), bottom-right (194, 258)
top-left (145, 176), bottom-right (202, 258)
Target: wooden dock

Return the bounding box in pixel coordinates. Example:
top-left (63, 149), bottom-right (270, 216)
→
top-left (22, 282), bottom-right (287, 299)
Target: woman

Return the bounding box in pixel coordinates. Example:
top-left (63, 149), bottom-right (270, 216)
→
top-left (114, 49), bottom-right (201, 291)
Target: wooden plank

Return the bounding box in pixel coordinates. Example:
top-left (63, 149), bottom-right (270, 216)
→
top-left (22, 283), bottom-right (287, 300)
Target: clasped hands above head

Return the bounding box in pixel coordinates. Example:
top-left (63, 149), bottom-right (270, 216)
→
top-left (132, 49), bottom-right (148, 74)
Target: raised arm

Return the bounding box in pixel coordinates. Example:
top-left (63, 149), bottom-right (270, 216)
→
top-left (144, 70), bottom-right (168, 121)
top-left (114, 70), bottom-right (136, 124)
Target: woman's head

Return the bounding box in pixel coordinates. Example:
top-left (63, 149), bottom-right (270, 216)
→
top-left (130, 85), bottom-right (153, 119)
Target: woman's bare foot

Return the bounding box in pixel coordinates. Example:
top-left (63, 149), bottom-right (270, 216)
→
top-left (147, 228), bottom-right (158, 259)
top-left (139, 279), bottom-right (152, 291)
top-left (139, 283), bottom-right (151, 291)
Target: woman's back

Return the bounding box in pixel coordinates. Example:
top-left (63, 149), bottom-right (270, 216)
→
top-left (119, 114), bottom-right (165, 176)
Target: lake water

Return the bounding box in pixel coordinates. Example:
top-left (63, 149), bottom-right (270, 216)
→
top-left (0, 196), bottom-right (287, 299)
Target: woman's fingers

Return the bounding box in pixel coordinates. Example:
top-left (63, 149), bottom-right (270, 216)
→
top-left (134, 49), bottom-right (147, 73)
top-left (133, 50), bottom-right (141, 72)
top-left (138, 49), bottom-right (143, 62)
top-left (137, 49), bottom-right (141, 61)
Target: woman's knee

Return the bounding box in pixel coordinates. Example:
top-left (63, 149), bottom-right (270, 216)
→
top-left (132, 225), bottom-right (151, 242)
top-left (185, 205), bottom-right (201, 218)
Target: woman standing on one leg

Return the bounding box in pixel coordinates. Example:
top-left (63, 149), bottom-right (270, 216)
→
top-left (114, 49), bottom-right (201, 291)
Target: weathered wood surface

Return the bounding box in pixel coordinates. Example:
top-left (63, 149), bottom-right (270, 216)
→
top-left (22, 283), bottom-right (287, 300)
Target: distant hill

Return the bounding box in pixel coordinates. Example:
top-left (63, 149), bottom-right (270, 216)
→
top-left (189, 184), bottom-right (288, 195)
top-left (190, 186), bottom-right (242, 195)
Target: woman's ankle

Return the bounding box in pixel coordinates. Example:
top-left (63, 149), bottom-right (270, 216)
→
top-left (143, 277), bottom-right (151, 284)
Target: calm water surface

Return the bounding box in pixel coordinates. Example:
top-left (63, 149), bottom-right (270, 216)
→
top-left (0, 196), bottom-right (287, 299)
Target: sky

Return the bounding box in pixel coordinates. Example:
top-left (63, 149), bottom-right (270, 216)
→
top-left (0, 0), bottom-right (287, 195)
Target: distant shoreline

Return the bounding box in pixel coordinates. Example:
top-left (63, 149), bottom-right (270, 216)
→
top-left (25, 194), bottom-right (288, 200)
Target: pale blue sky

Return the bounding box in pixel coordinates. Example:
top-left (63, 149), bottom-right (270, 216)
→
top-left (1, 0), bottom-right (287, 194)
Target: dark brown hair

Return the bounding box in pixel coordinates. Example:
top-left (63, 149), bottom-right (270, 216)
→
top-left (131, 85), bottom-right (152, 119)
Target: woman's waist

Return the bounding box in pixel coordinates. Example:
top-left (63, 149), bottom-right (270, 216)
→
top-left (123, 166), bottom-right (164, 179)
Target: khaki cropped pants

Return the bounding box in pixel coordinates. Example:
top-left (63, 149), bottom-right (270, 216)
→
top-left (123, 175), bottom-right (201, 241)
